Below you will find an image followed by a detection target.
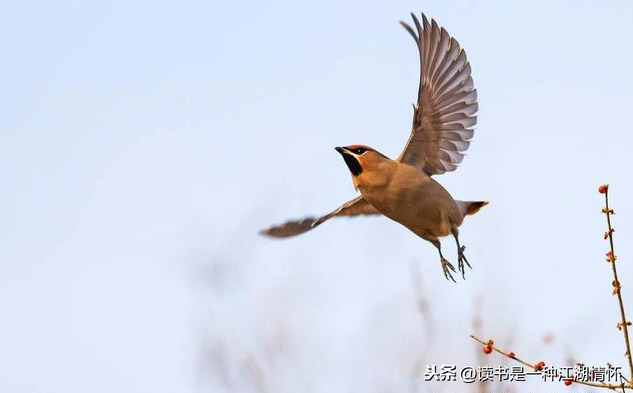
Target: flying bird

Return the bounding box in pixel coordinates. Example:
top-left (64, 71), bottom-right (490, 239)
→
top-left (261, 13), bottom-right (487, 282)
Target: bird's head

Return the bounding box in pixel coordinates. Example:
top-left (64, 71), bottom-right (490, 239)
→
top-left (335, 145), bottom-right (391, 189)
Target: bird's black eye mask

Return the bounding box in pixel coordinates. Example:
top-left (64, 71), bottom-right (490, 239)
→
top-left (349, 147), bottom-right (367, 155)
top-left (342, 153), bottom-right (363, 176)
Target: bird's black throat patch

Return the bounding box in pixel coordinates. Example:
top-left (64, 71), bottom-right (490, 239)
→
top-left (342, 153), bottom-right (362, 176)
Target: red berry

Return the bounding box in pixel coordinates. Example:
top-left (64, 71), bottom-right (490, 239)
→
top-left (508, 352), bottom-right (516, 359)
top-left (599, 184), bottom-right (608, 194)
top-left (483, 346), bottom-right (492, 354)
top-left (564, 379), bottom-right (573, 386)
top-left (487, 339), bottom-right (494, 346)
top-left (535, 361), bottom-right (545, 371)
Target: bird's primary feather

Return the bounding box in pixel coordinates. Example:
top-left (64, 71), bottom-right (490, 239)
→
top-left (260, 196), bottom-right (380, 238)
top-left (398, 13), bottom-right (478, 176)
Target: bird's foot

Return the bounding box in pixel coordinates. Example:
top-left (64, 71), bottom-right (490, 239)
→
top-left (441, 257), bottom-right (457, 283)
top-left (457, 245), bottom-right (472, 279)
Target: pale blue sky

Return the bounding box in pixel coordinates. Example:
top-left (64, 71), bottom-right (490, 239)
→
top-left (1, 1), bottom-right (633, 392)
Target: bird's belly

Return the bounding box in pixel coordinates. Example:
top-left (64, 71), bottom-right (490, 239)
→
top-left (361, 182), bottom-right (458, 238)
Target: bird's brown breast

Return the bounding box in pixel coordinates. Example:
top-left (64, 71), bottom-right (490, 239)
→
top-left (358, 163), bottom-right (462, 238)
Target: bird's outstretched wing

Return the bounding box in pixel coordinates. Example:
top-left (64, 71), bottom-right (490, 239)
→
top-left (260, 196), bottom-right (380, 238)
top-left (398, 13), bottom-right (478, 176)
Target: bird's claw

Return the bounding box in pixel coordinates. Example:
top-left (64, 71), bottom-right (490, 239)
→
top-left (457, 245), bottom-right (471, 279)
top-left (441, 257), bottom-right (457, 283)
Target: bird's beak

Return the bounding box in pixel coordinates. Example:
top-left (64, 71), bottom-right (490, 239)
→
top-left (335, 146), bottom-right (347, 155)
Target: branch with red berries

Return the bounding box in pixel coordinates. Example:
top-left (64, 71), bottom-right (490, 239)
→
top-left (470, 335), bottom-right (624, 390)
top-left (469, 184), bottom-right (633, 391)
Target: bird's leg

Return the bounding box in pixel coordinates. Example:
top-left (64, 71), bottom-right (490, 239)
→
top-left (431, 239), bottom-right (456, 283)
top-left (452, 229), bottom-right (471, 279)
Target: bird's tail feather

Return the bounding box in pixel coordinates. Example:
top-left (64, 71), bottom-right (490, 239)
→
top-left (457, 200), bottom-right (489, 216)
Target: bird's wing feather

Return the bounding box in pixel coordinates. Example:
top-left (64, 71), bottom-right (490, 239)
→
top-left (260, 196), bottom-right (380, 238)
top-left (398, 13), bottom-right (477, 176)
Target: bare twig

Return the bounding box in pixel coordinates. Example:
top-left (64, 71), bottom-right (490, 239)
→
top-left (602, 184), bottom-right (633, 381)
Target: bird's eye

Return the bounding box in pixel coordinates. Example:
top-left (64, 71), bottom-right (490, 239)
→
top-left (354, 148), bottom-right (367, 154)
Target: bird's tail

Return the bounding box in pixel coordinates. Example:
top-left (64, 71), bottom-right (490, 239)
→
top-left (456, 200), bottom-right (489, 217)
